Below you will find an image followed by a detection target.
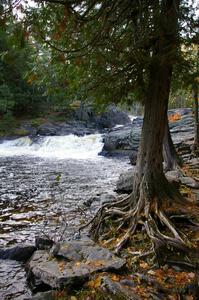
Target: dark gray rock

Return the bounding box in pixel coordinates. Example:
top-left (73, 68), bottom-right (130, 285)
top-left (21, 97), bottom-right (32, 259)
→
top-left (100, 123), bottom-right (141, 157)
top-left (35, 236), bottom-right (54, 251)
top-left (0, 244), bottom-right (36, 262)
top-left (101, 276), bottom-right (140, 300)
top-left (129, 151), bottom-right (137, 165)
top-left (96, 105), bottom-right (131, 129)
top-left (74, 103), bottom-right (95, 123)
top-left (36, 121), bottom-right (97, 137)
top-left (101, 109), bottom-right (195, 160)
top-left (27, 239), bottom-right (125, 289)
top-left (0, 259), bottom-right (32, 300)
top-left (116, 168), bottom-right (135, 193)
top-left (28, 291), bottom-right (57, 300)
top-left (37, 123), bottom-right (59, 136)
top-left (84, 193), bottom-right (116, 207)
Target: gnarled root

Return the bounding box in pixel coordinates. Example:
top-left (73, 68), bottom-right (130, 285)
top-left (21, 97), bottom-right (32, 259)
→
top-left (87, 191), bottom-right (199, 261)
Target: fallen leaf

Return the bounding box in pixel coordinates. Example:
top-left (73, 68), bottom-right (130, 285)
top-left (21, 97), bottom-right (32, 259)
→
top-left (75, 261), bottom-right (81, 267)
top-left (147, 270), bottom-right (156, 275)
top-left (87, 276), bottom-right (102, 288)
top-left (111, 274), bottom-right (120, 282)
top-left (140, 261), bottom-right (149, 269)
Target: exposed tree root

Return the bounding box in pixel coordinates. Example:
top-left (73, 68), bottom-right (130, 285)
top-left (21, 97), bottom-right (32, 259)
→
top-left (84, 188), bottom-right (199, 262)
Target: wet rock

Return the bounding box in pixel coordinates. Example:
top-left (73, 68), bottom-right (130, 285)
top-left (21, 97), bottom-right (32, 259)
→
top-left (101, 109), bottom-right (194, 159)
top-left (116, 168), bottom-right (135, 193)
top-left (35, 236), bottom-right (54, 251)
top-left (129, 151), bottom-right (137, 165)
top-left (96, 105), bottom-right (131, 129)
top-left (37, 123), bottom-right (59, 136)
top-left (84, 193), bottom-right (116, 206)
top-left (0, 259), bottom-right (31, 300)
top-left (27, 239), bottom-right (126, 289)
top-left (29, 291), bottom-right (56, 300)
top-left (36, 121), bottom-right (97, 137)
top-left (100, 123), bottom-right (141, 157)
top-left (0, 244), bottom-right (36, 262)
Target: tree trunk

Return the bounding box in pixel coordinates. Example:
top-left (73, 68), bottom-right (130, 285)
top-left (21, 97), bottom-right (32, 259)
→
top-left (89, 0), bottom-right (196, 255)
top-left (163, 118), bottom-right (182, 171)
top-left (132, 0), bottom-right (180, 205)
top-left (193, 83), bottom-right (199, 151)
top-left (132, 59), bottom-right (174, 206)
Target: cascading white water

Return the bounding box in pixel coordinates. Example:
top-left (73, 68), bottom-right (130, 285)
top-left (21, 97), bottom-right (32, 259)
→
top-left (0, 134), bottom-right (104, 160)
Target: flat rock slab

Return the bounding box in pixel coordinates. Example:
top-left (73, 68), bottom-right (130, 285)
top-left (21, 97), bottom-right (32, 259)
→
top-left (28, 239), bottom-right (125, 289)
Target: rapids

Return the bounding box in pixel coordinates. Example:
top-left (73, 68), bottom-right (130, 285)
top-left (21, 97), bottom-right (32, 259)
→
top-left (0, 133), bottom-right (129, 299)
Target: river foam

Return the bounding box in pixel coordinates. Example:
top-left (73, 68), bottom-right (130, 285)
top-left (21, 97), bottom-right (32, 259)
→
top-left (0, 134), bottom-right (104, 160)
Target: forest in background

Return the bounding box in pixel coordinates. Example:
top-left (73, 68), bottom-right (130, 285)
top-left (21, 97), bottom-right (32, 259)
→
top-left (0, 2), bottom-right (198, 123)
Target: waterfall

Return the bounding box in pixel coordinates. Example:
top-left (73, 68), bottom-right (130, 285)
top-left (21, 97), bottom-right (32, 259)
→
top-left (0, 134), bottom-right (103, 160)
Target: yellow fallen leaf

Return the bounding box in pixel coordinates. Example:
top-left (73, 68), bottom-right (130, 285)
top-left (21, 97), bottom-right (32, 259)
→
top-left (75, 261), bottom-right (81, 267)
top-left (71, 297), bottom-right (77, 300)
top-left (140, 261), bottom-right (149, 269)
top-left (147, 270), bottom-right (156, 275)
top-left (87, 276), bottom-right (102, 288)
top-left (111, 274), bottom-right (120, 282)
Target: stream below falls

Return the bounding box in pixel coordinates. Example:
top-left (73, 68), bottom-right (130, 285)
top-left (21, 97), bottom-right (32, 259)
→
top-left (0, 134), bottom-right (129, 300)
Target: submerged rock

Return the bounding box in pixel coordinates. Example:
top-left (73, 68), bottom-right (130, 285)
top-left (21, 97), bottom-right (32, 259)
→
top-left (27, 239), bottom-right (126, 289)
top-left (0, 244), bottom-right (36, 262)
top-left (0, 259), bottom-right (31, 300)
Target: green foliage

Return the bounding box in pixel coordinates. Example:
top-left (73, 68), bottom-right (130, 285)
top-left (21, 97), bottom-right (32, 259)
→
top-left (22, 0), bottom-right (198, 110)
top-left (0, 10), bottom-right (47, 117)
top-left (0, 112), bottom-right (18, 136)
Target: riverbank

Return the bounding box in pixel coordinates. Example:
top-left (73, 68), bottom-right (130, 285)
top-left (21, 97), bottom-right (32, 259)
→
top-left (0, 107), bottom-right (198, 299)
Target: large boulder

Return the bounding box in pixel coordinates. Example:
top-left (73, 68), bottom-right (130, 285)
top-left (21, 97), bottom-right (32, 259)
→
top-left (36, 123), bottom-right (59, 136)
top-left (101, 109), bottom-right (194, 161)
top-left (96, 105), bottom-right (131, 129)
top-left (100, 119), bottom-right (142, 157)
top-left (27, 239), bottom-right (125, 289)
top-left (36, 121), bottom-right (96, 137)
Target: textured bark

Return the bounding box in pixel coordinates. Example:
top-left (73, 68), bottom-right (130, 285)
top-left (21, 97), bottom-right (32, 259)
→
top-left (163, 119), bottom-right (181, 171)
top-left (88, 0), bottom-right (198, 256)
top-left (132, 0), bottom-right (180, 206)
top-left (193, 84), bottom-right (199, 150)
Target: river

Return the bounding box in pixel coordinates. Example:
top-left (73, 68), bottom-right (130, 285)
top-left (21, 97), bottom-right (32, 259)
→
top-left (0, 133), bottom-right (129, 299)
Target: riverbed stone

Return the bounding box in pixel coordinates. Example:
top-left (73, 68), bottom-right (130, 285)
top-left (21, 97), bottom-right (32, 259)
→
top-left (116, 168), bottom-right (135, 193)
top-left (27, 240), bottom-right (126, 289)
top-left (35, 236), bottom-right (54, 250)
top-left (0, 244), bottom-right (36, 262)
top-left (180, 176), bottom-right (199, 188)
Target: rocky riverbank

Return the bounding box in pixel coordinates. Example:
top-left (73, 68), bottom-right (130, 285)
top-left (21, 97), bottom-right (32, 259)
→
top-left (0, 107), bottom-right (198, 300)
top-left (100, 108), bottom-right (195, 163)
top-left (0, 105), bottom-right (131, 141)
